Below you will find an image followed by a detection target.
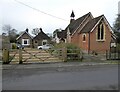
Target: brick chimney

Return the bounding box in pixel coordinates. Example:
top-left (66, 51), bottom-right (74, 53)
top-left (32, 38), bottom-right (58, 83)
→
top-left (26, 28), bottom-right (29, 32)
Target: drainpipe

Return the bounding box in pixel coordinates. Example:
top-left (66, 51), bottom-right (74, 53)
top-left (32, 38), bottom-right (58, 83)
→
top-left (88, 32), bottom-right (90, 54)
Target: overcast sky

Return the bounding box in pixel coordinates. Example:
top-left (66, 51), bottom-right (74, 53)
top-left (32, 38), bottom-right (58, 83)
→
top-left (0, 0), bottom-right (119, 34)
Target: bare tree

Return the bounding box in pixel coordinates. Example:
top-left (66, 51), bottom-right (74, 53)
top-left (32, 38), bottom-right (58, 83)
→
top-left (2, 25), bottom-right (18, 43)
top-left (2, 24), bottom-right (12, 35)
top-left (32, 28), bottom-right (42, 36)
top-left (9, 29), bottom-right (18, 43)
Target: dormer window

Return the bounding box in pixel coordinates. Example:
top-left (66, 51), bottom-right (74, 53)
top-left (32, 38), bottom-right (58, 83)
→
top-left (97, 22), bottom-right (105, 41)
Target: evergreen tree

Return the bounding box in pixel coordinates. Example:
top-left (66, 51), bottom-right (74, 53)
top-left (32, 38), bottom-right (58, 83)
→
top-left (113, 14), bottom-right (120, 43)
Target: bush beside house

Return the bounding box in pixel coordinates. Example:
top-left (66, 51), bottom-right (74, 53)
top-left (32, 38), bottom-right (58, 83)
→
top-left (53, 43), bottom-right (83, 61)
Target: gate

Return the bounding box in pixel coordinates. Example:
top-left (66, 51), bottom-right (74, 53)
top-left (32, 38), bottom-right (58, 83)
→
top-left (8, 48), bottom-right (65, 64)
top-left (3, 48), bottom-right (83, 64)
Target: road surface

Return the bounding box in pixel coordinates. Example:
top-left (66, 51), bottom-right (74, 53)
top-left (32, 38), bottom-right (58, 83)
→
top-left (2, 64), bottom-right (118, 90)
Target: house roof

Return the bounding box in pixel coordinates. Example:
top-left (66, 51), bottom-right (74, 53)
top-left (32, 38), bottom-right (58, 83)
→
top-left (57, 30), bottom-right (66, 39)
top-left (65, 12), bottom-right (92, 34)
top-left (80, 15), bottom-right (103, 33)
top-left (33, 30), bottom-right (50, 40)
top-left (16, 31), bottom-right (33, 40)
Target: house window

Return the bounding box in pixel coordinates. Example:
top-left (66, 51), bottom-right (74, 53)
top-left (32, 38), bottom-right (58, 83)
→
top-left (97, 22), bottom-right (105, 41)
top-left (35, 41), bottom-right (37, 43)
top-left (42, 40), bottom-right (47, 45)
top-left (82, 34), bottom-right (86, 42)
top-left (22, 39), bottom-right (29, 45)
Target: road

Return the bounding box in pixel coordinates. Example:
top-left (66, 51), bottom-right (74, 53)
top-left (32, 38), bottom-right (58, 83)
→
top-left (2, 64), bottom-right (118, 90)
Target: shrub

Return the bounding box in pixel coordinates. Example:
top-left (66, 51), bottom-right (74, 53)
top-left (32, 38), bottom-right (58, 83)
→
top-left (53, 43), bottom-right (83, 61)
top-left (66, 43), bottom-right (80, 53)
top-left (117, 44), bottom-right (120, 50)
top-left (12, 43), bottom-right (17, 49)
top-left (54, 43), bottom-right (80, 49)
top-left (66, 43), bottom-right (82, 61)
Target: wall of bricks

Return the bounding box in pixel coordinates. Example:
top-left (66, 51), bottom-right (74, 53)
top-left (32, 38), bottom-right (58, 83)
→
top-left (89, 21), bottom-right (111, 53)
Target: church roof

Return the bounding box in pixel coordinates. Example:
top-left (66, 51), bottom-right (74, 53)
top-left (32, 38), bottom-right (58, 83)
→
top-left (65, 12), bottom-right (92, 34)
top-left (80, 15), bottom-right (103, 33)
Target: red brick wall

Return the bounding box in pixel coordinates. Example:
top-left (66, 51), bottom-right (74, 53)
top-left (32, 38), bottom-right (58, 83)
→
top-left (71, 32), bottom-right (79, 47)
top-left (78, 33), bottom-right (89, 52)
top-left (71, 32), bottom-right (90, 52)
top-left (71, 16), bottom-right (112, 54)
top-left (89, 21), bottom-right (112, 53)
top-left (71, 14), bottom-right (92, 48)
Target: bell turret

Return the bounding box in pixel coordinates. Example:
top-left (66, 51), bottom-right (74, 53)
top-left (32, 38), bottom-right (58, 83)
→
top-left (70, 10), bottom-right (75, 23)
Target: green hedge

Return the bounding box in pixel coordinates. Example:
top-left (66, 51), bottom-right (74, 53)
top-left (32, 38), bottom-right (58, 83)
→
top-left (53, 43), bottom-right (83, 61)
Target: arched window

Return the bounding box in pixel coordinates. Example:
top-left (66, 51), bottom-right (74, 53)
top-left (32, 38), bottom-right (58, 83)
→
top-left (97, 22), bottom-right (105, 41)
top-left (101, 24), bottom-right (104, 39)
top-left (82, 34), bottom-right (86, 42)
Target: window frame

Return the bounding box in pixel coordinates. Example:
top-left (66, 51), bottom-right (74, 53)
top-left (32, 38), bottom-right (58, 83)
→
top-left (82, 33), bottom-right (86, 42)
top-left (22, 39), bottom-right (30, 46)
top-left (42, 40), bottom-right (47, 45)
top-left (96, 22), bottom-right (105, 41)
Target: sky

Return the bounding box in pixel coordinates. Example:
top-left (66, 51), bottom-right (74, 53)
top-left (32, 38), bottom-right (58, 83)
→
top-left (0, 0), bottom-right (119, 35)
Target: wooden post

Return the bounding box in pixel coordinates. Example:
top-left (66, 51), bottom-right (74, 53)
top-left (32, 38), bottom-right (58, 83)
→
top-left (106, 50), bottom-right (108, 60)
top-left (62, 47), bottom-right (67, 62)
top-left (3, 49), bottom-right (9, 64)
top-left (19, 48), bottom-right (23, 64)
top-left (109, 49), bottom-right (111, 60)
top-left (79, 49), bottom-right (83, 61)
top-left (118, 50), bottom-right (120, 60)
top-left (114, 47), bottom-right (116, 60)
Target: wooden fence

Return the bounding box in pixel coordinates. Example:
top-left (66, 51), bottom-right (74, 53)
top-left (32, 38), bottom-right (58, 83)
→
top-left (2, 48), bottom-right (83, 64)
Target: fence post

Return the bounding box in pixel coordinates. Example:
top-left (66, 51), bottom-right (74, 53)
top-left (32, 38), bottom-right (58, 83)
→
top-left (62, 47), bottom-right (67, 62)
top-left (3, 49), bottom-right (9, 64)
top-left (118, 50), bottom-right (120, 60)
top-left (114, 47), bottom-right (116, 60)
top-left (78, 49), bottom-right (82, 61)
top-left (19, 48), bottom-right (23, 64)
top-left (106, 50), bottom-right (108, 60)
top-left (109, 49), bottom-right (111, 60)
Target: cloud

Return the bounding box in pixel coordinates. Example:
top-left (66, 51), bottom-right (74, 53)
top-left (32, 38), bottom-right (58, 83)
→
top-left (0, 0), bottom-right (119, 34)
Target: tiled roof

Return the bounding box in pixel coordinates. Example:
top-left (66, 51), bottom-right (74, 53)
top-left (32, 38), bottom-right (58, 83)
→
top-left (65, 12), bottom-right (91, 34)
top-left (56, 13), bottom-right (108, 40)
top-left (33, 30), bottom-right (50, 40)
top-left (80, 15), bottom-right (103, 33)
top-left (57, 30), bottom-right (67, 39)
top-left (16, 30), bottom-right (33, 40)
